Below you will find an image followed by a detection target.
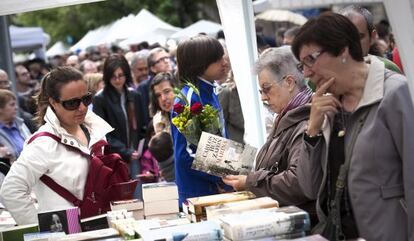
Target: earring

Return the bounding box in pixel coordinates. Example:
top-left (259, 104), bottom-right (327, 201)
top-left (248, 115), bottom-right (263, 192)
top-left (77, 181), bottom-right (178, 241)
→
top-left (342, 58), bottom-right (346, 64)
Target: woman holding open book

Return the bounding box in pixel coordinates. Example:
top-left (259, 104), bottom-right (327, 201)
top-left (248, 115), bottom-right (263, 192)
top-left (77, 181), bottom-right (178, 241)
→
top-left (223, 46), bottom-right (315, 221)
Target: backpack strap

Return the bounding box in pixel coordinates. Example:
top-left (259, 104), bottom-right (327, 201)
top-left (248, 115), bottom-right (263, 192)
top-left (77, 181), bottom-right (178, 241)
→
top-left (28, 132), bottom-right (84, 206)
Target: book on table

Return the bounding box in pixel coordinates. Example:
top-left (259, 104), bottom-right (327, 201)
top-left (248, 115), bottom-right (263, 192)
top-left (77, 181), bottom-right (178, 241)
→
top-left (0, 223), bottom-right (38, 241)
top-left (192, 132), bottom-right (257, 177)
top-left (37, 207), bottom-right (81, 234)
top-left (141, 182), bottom-right (178, 203)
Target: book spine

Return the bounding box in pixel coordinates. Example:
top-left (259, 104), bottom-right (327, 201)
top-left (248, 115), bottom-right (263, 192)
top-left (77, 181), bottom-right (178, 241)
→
top-left (66, 208), bottom-right (82, 234)
top-left (172, 229), bottom-right (223, 241)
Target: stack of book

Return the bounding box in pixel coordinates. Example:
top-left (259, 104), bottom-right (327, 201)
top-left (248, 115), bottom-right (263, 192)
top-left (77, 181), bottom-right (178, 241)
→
top-left (205, 197), bottom-right (279, 221)
top-left (219, 206), bottom-right (311, 240)
top-left (185, 191), bottom-right (256, 222)
top-left (141, 182), bottom-right (179, 219)
top-left (110, 199), bottom-right (144, 220)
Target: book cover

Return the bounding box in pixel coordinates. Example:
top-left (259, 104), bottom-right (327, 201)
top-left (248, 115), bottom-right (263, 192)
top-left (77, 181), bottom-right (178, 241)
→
top-left (220, 206), bottom-right (310, 241)
top-left (206, 197), bottom-right (279, 221)
top-left (144, 199), bottom-right (179, 216)
top-left (38, 207), bottom-right (81, 234)
top-left (23, 231), bottom-right (66, 241)
top-left (110, 199), bottom-right (144, 211)
top-left (47, 228), bottom-right (120, 241)
top-left (187, 191), bottom-right (256, 215)
top-left (139, 220), bottom-right (223, 241)
top-left (80, 214), bottom-right (109, 232)
top-left (142, 182), bottom-right (178, 202)
top-left (192, 132), bottom-right (257, 177)
top-left (0, 223), bottom-right (39, 241)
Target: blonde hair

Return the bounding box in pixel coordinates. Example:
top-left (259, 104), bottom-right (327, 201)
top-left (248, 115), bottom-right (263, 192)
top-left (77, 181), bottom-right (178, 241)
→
top-left (0, 89), bottom-right (16, 108)
top-left (84, 73), bottom-right (103, 95)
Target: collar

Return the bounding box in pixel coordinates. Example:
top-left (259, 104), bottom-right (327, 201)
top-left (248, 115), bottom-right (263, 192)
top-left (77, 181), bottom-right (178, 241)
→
top-left (44, 107), bottom-right (114, 143)
top-left (198, 77), bottom-right (216, 88)
top-left (356, 55), bottom-right (386, 110)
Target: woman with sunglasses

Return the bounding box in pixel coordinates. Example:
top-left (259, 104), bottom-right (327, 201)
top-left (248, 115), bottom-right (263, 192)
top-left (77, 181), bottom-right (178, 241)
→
top-left (292, 13), bottom-right (414, 241)
top-left (223, 46), bottom-right (315, 223)
top-left (149, 72), bottom-right (175, 134)
top-left (0, 67), bottom-right (113, 224)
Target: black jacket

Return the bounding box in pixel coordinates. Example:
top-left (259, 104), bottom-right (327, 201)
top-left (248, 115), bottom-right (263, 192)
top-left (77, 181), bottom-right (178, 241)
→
top-left (93, 87), bottom-right (146, 162)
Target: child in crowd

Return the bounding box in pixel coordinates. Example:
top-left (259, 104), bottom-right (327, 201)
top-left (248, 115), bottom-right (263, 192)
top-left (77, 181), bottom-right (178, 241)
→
top-left (148, 131), bottom-right (175, 182)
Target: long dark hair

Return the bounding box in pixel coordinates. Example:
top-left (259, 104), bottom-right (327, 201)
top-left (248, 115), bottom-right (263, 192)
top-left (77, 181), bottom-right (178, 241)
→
top-left (176, 35), bottom-right (224, 85)
top-left (149, 72), bottom-right (175, 116)
top-left (35, 66), bottom-right (84, 125)
top-left (102, 54), bottom-right (133, 92)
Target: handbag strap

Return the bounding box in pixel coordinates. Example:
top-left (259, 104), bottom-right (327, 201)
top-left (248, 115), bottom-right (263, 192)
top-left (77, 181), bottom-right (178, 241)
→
top-left (28, 132), bottom-right (85, 206)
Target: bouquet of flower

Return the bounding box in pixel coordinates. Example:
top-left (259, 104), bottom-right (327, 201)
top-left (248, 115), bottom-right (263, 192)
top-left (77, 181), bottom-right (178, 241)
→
top-left (171, 83), bottom-right (221, 146)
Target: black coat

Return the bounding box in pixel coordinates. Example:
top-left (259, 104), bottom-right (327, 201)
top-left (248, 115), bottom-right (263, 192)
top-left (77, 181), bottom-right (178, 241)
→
top-left (93, 87), bottom-right (146, 162)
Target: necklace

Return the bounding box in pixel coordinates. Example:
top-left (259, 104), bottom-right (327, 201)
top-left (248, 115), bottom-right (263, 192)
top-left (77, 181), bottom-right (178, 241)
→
top-left (338, 95), bottom-right (346, 137)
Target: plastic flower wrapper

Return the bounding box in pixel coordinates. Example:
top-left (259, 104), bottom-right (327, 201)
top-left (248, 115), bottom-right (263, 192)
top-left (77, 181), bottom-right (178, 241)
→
top-left (172, 83), bottom-right (221, 146)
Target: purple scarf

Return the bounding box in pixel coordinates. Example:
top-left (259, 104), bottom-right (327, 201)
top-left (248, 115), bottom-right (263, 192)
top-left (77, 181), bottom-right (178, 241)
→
top-left (275, 87), bottom-right (313, 128)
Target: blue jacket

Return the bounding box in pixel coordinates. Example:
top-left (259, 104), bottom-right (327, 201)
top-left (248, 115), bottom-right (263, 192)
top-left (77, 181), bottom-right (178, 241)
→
top-left (171, 79), bottom-right (228, 204)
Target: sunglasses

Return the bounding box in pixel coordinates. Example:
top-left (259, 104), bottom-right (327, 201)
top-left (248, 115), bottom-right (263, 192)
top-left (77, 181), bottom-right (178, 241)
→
top-left (58, 93), bottom-right (93, 111)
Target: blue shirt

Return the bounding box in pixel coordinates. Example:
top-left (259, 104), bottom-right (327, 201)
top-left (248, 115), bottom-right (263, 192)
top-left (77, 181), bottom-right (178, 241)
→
top-left (171, 78), bottom-right (230, 205)
top-left (0, 121), bottom-right (25, 155)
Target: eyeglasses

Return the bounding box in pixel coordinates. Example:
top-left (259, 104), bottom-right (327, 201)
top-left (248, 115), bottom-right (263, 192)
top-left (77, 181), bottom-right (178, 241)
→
top-left (297, 50), bottom-right (325, 72)
top-left (0, 80), bottom-right (11, 86)
top-left (111, 73), bottom-right (125, 82)
top-left (153, 56), bottom-right (170, 66)
top-left (59, 92), bottom-right (93, 111)
top-left (258, 76), bottom-right (287, 96)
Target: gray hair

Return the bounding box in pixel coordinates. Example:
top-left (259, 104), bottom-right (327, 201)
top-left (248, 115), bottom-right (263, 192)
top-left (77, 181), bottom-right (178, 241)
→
top-left (131, 50), bottom-right (149, 68)
top-left (254, 46), bottom-right (306, 89)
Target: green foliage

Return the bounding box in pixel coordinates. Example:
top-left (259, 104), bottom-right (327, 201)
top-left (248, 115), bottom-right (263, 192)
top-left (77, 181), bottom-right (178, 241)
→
top-left (11, 0), bottom-right (219, 47)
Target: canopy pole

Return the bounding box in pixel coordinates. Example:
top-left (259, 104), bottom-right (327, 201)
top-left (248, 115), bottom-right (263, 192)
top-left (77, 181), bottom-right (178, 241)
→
top-left (0, 16), bottom-right (17, 93)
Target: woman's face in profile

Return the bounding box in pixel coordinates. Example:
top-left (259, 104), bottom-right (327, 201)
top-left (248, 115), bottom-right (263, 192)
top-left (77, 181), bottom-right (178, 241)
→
top-left (201, 56), bottom-right (229, 82)
top-left (258, 69), bottom-right (291, 114)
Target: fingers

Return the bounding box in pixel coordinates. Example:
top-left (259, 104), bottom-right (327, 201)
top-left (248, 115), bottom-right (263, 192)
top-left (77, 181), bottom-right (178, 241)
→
top-left (315, 77), bottom-right (335, 96)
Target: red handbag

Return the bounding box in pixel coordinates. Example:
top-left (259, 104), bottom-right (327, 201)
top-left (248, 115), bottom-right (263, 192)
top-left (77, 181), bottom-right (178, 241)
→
top-left (28, 132), bottom-right (139, 219)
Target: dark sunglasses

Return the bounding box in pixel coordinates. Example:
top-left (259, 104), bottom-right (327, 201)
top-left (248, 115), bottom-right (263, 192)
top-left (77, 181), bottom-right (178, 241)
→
top-left (59, 93), bottom-right (93, 111)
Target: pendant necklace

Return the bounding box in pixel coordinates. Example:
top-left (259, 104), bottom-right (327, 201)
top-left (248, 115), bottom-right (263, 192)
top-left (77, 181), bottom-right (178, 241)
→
top-left (338, 95), bottom-right (346, 137)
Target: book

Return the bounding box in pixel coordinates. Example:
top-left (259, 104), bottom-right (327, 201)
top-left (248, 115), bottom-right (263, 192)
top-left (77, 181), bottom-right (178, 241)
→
top-left (186, 191), bottom-right (256, 215)
top-left (206, 197), bottom-right (279, 221)
top-left (141, 182), bottom-right (178, 202)
top-left (38, 207), bottom-right (81, 234)
top-left (192, 132), bottom-right (257, 177)
top-left (139, 220), bottom-right (223, 241)
top-left (110, 199), bottom-right (144, 220)
top-left (144, 199), bottom-right (179, 216)
top-left (0, 223), bottom-right (39, 241)
top-left (80, 214), bottom-right (109, 232)
top-left (23, 231), bottom-right (66, 241)
top-left (144, 213), bottom-right (184, 221)
top-left (220, 206), bottom-right (310, 241)
top-left (48, 228), bottom-right (120, 241)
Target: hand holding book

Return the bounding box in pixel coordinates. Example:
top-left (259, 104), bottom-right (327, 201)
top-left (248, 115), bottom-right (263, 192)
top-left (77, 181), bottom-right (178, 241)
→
top-left (222, 175), bottom-right (247, 191)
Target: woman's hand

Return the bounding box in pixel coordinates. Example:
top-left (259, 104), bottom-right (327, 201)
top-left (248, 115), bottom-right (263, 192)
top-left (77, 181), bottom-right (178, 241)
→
top-left (131, 150), bottom-right (141, 161)
top-left (307, 77), bottom-right (341, 136)
top-left (222, 175), bottom-right (247, 191)
top-left (0, 146), bottom-right (12, 159)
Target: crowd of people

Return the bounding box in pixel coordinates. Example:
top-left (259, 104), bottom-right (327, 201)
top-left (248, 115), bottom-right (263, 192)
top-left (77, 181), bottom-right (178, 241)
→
top-left (0, 4), bottom-right (411, 241)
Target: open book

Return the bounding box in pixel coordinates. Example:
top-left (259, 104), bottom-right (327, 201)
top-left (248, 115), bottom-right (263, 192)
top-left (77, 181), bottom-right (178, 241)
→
top-left (192, 132), bottom-right (257, 177)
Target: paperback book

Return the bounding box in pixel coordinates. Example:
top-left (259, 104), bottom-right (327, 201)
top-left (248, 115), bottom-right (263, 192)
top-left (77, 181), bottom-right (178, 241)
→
top-left (38, 207), bottom-right (81, 234)
top-left (192, 132), bottom-right (257, 177)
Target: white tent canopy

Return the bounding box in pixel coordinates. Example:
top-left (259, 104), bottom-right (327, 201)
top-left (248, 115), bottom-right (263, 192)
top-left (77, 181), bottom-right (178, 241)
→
top-left (170, 20), bottom-right (222, 40)
top-left (46, 41), bottom-right (68, 57)
top-left (71, 8), bottom-right (181, 51)
top-left (9, 25), bottom-right (50, 52)
top-left (255, 9), bottom-right (307, 25)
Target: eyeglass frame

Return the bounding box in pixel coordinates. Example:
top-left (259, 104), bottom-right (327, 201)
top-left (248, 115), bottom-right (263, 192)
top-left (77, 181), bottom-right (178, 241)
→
top-left (152, 56), bottom-right (170, 66)
top-left (297, 50), bottom-right (325, 72)
top-left (258, 75), bottom-right (287, 96)
top-left (57, 92), bottom-right (93, 111)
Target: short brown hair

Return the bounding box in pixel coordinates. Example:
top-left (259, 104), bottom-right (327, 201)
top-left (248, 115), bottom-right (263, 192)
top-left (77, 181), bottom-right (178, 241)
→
top-left (292, 12), bottom-right (364, 62)
top-left (0, 89), bottom-right (16, 108)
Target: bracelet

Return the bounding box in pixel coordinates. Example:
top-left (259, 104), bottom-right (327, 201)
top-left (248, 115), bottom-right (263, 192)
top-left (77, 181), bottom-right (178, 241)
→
top-left (304, 130), bottom-right (322, 139)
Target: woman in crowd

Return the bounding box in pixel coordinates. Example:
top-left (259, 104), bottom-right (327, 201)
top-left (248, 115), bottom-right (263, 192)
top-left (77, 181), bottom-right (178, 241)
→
top-left (292, 13), bottom-right (414, 240)
top-left (0, 89), bottom-right (32, 164)
top-left (149, 72), bottom-right (175, 134)
top-left (0, 67), bottom-right (112, 224)
top-left (172, 35), bottom-right (230, 205)
top-left (92, 54), bottom-right (146, 172)
top-left (223, 46), bottom-right (315, 223)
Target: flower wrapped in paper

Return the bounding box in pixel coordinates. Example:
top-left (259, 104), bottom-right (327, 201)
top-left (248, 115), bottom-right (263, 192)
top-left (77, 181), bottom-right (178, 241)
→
top-left (172, 83), bottom-right (221, 146)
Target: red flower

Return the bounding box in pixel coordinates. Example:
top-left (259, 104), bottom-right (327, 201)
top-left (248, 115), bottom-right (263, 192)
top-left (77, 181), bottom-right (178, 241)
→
top-left (190, 102), bottom-right (203, 115)
top-left (173, 103), bottom-right (185, 114)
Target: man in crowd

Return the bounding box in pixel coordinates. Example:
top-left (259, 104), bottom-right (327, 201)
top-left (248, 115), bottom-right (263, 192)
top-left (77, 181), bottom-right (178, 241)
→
top-left (130, 50), bottom-right (149, 89)
top-left (15, 64), bottom-right (37, 115)
top-left (339, 5), bottom-right (402, 73)
top-left (66, 55), bottom-right (81, 70)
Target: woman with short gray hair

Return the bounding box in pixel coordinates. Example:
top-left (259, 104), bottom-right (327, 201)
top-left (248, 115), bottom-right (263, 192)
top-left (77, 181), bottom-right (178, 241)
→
top-left (223, 46), bottom-right (315, 223)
